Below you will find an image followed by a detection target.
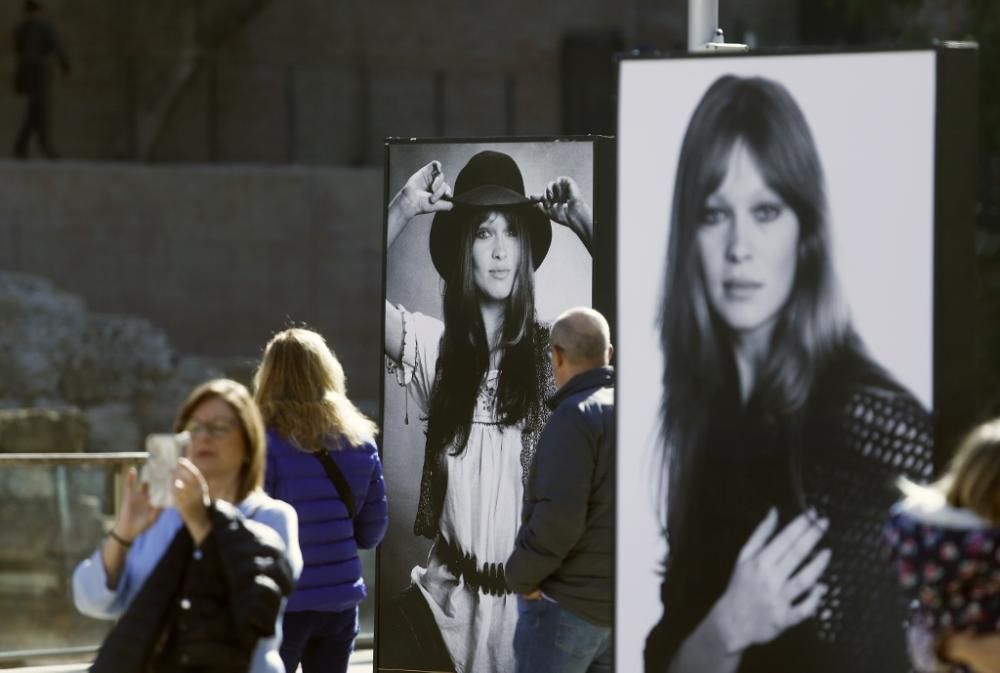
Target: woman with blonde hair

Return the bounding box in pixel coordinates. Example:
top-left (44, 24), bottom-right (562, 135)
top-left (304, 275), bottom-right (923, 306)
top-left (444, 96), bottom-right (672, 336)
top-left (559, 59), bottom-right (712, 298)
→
top-left (254, 327), bottom-right (387, 673)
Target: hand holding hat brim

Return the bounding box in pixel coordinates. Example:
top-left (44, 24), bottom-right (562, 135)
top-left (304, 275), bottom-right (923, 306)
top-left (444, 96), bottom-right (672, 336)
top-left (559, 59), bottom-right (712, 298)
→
top-left (400, 161), bottom-right (455, 221)
top-left (530, 176), bottom-right (593, 252)
top-left (529, 175), bottom-right (584, 223)
top-left (427, 168), bottom-right (454, 210)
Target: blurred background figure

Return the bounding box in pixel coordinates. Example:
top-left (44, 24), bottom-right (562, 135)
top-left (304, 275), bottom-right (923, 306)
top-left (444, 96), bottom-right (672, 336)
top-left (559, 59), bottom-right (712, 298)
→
top-left (255, 327), bottom-right (387, 673)
top-left (12, 0), bottom-right (69, 159)
top-left (886, 419), bottom-right (1000, 673)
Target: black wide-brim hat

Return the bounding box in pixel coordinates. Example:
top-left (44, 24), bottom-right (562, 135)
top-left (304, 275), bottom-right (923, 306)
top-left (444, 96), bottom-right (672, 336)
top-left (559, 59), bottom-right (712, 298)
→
top-left (430, 150), bottom-right (552, 281)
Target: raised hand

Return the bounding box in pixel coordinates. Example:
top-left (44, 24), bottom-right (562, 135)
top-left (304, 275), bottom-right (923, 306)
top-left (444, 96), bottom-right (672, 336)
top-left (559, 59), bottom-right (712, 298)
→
top-left (531, 176), bottom-right (593, 252)
top-left (387, 160), bottom-right (454, 249)
top-left (113, 466), bottom-right (161, 542)
top-left (172, 457), bottom-right (213, 544)
top-left (103, 466), bottom-right (162, 587)
top-left (710, 508), bottom-right (831, 652)
top-left (395, 160), bottom-right (453, 217)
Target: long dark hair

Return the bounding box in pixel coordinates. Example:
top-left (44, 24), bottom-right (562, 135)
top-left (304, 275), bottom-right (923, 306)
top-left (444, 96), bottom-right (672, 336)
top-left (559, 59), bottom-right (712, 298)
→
top-left (426, 208), bottom-right (541, 457)
top-left (658, 75), bottom-right (860, 531)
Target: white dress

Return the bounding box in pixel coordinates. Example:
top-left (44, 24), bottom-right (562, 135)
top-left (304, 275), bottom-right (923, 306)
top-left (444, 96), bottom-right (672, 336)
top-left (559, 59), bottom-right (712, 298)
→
top-left (390, 308), bottom-right (524, 673)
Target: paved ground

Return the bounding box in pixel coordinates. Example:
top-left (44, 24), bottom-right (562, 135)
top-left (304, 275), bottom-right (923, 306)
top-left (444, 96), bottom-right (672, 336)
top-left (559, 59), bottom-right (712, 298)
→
top-left (4, 647), bottom-right (374, 672)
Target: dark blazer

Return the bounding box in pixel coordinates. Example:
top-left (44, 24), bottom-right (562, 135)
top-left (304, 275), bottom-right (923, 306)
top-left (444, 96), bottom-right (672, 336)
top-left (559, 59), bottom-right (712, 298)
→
top-left (505, 365), bottom-right (615, 627)
top-left (90, 500), bottom-right (295, 673)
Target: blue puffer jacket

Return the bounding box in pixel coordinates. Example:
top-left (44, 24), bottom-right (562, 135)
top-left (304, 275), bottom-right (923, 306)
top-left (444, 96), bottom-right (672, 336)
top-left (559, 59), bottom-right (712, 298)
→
top-left (264, 429), bottom-right (388, 612)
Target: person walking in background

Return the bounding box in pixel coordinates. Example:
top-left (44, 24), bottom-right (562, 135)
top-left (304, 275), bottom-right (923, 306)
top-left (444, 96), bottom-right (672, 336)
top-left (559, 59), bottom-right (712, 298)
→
top-left (12, 0), bottom-right (69, 159)
top-left (506, 307), bottom-right (614, 673)
top-left (254, 327), bottom-right (388, 673)
top-left (73, 379), bottom-right (301, 673)
top-left (885, 419), bottom-right (1000, 673)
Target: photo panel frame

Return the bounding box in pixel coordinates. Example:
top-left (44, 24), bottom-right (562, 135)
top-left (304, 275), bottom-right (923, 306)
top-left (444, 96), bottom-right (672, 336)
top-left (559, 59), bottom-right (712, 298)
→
top-left (377, 136), bottom-right (615, 673)
top-left (615, 46), bottom-right (977, 673)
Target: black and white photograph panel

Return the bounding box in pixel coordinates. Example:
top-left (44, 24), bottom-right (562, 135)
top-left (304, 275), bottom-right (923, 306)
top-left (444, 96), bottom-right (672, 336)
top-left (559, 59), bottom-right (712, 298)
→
top-left (379, 139), bottom-right (595, 673)
top-left (616, 51), bottom-right (937, 673)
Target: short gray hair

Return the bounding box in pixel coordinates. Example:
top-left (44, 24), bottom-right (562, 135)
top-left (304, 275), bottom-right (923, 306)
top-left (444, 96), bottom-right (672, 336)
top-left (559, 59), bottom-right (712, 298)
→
top-left (551, 307), bottom-right (611, 365)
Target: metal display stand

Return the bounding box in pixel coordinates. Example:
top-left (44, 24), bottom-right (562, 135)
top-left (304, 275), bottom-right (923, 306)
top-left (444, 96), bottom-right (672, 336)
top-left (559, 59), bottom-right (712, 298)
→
top-left (688, 0), bottom-right (749, 53)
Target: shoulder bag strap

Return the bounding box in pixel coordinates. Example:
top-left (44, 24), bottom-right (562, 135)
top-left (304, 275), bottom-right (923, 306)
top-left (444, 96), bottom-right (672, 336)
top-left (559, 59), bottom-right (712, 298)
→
top-left (313, 450), bottom-right (357, 519)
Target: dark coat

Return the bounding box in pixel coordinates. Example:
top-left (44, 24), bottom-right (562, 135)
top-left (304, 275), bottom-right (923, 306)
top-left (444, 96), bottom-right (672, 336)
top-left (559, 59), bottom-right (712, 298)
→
top-left (13, 16), bottom-right (68, 93)
top-left (505, 365), bottom-right (615, 627)
top-left (90, 500), bottom-right (295, 673)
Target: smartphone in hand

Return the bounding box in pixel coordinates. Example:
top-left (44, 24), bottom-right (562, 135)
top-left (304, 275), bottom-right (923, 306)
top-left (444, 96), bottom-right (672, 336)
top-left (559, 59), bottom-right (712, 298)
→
top-left (140, 432), bottom-right (191, 508)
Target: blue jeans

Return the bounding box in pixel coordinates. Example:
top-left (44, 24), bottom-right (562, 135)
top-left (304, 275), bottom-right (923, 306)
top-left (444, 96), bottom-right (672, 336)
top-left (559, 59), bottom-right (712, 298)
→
top-left (279, 607), bottom-right (359, 673)
top-left (513, 596), bottom-right (612, 673)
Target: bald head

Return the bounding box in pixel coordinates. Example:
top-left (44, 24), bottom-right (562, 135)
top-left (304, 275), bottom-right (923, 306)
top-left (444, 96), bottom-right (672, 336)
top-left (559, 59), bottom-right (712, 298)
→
top-left (551, 307), bottom-right (611, 368)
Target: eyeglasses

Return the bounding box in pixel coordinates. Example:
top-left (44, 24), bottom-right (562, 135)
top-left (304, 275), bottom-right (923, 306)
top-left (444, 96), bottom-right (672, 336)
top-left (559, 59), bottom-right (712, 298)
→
top-left (184, 420), bottom-right (238, 439)
top-left (546, 344), bottom-right (563, 357)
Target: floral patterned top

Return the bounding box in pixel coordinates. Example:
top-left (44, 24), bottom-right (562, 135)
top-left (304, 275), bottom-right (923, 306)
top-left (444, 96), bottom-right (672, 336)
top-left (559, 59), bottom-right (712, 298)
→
top-left (885, 484), bottom-right (1000, 635)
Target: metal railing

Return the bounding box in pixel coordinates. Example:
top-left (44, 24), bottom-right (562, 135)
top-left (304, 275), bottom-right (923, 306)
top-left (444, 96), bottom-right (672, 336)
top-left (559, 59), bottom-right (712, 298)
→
top-left (0, 452), bottom-right (147, 512)
top-left (0, 453), bottom-right (145, 667)
top-left (0, 452), bottom-right (374, 667)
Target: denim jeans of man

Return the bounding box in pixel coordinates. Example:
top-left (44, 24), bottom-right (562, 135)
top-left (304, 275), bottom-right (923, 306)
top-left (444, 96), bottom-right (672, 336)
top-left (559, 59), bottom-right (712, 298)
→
top-left (513, 595), bottom-right (612, 673)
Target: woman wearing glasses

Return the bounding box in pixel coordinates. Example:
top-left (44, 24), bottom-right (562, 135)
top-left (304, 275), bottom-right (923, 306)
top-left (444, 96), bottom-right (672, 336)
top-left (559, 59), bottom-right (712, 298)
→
top-left (73, 379), bottom-right (303, 673)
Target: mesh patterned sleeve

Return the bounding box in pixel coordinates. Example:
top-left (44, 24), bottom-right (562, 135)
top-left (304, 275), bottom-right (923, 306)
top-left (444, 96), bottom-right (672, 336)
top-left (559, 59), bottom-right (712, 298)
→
top-left (645, 376), bottom-right (935, 673)
top-left (797, 384), bottom-right (935, 672)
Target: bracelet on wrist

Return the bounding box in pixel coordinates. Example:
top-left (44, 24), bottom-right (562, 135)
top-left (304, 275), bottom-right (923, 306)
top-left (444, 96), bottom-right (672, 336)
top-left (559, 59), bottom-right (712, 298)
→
top-left (108, 529), bottom-right (133, 549)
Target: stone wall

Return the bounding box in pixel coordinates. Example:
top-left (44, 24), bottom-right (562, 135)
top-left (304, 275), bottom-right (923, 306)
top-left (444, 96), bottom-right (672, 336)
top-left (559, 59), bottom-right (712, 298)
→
top-left (0, 0), bottom-right (801, 165)
top-left (0, 271), bottom-right (223, 452)
top-left (0, 160), bottom-right (384, 405)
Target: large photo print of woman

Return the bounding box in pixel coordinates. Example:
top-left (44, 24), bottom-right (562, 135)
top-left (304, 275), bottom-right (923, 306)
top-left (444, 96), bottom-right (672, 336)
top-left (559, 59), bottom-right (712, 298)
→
top-left (378, 140), bottom-right (595, 673)
top-left (617, 53), bottom-right (938, 673)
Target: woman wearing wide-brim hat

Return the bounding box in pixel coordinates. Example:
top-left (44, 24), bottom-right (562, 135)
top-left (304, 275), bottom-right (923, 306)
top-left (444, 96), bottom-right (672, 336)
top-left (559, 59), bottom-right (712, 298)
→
top-left (382, 149), bottom-right (593, 673)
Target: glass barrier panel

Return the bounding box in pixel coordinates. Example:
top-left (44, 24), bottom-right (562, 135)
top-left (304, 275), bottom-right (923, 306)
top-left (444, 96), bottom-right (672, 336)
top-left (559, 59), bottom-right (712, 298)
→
top-left (359, 548), bottom-right (375, 641)
top-left (0, 461), bottom-right (118, 655)
top-left (0, 454), bottom-right (377, 665)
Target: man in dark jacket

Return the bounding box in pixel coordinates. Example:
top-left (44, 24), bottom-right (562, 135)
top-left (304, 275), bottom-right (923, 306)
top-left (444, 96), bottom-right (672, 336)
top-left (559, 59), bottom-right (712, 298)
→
top-left (506, 306), bottom-right (614, 673)
top-left (13, 0), bottom-right (69, 159)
